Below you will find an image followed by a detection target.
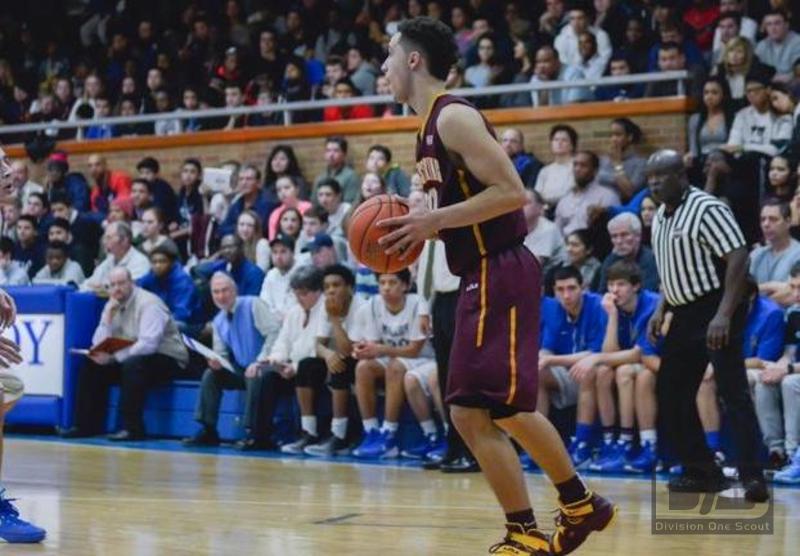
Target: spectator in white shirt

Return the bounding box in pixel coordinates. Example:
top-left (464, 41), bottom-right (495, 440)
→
top-left (535, 124), bottom-right (578, 208)
top-left (554, 4), bottom-right (612, 69)
top-left (0, 237), bottom-right (29, 286)
top-left (315, 178), bottom-right (350, 238)
top-left (33, 241), bottom-right (85, 286)
top-left (724, 70), bottom-right (781, 157)
top-left (82, 221), bottom-right (150, 293)
top-left (530, 45), bottom-right (592, 107)
top-left (712, 0), bottom-right (757, 58)
top-left (259, 234), bottom-right (298, 332)
top-left (523, 189), bottom-right (564, 271)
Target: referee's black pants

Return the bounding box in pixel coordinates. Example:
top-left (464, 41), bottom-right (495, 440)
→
top-left (432, 290), bottom-right (471, 461)
top-left (658, 290), bottom-right (764, 481)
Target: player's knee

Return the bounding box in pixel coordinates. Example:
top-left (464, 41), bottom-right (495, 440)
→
top-left (596, 365), bottom-right (614, 386)
top-left (403, 372), bottom-right (419, 392)
top-left (386, 360), bottom-right (407, 382)
top-left (616, 365), bottom-right (634, 386)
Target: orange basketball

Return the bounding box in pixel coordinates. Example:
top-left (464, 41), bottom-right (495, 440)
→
top-left (347, 194), bottom-right (424, 273)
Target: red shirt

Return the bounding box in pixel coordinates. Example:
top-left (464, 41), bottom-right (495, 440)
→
top-left (90, 169), bottom-right (132, 213)
top-left (323, 104), bottom-right (375, 122)
top-left (683, 5), bottom-right (720, 51)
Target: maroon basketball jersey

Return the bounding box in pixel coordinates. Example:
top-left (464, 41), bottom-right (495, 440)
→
top-left (416, 94), bottom-right (527, 276)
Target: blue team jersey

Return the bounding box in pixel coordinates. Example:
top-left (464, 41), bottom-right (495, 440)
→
top-left (617, 290), bottom-right (660, 354)
top-left (541, 292), bottom-right (607, 355)
top-left (743, 295), bottom-right (785, 360)
top-left (540, 295), bottom-right (559, 336)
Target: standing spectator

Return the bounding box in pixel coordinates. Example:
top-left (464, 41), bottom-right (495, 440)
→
top-left (136, 157), bottom-right (180, 226)
top-left (81, 222), bottom-right (150, 292)
top-left (555, 151), bottom-right (621, 236)
top-left (87, 154), bottom-right (132, 216)
top-left (365, 145), bottom-right (411, 197)
top-left (313, 137), bottom-right (360, 203)
top-left (597, 118), bottom-right (647, 202)
top-left (756, 10), bottom-right (800, 82)
top-left (137, 240), bottom-right (200, 332)
top-left (529, 45), bottom-right (591, 106)
top-left (593, 213), bottom-right (660, 293)
top-left (523, 189), bottom-right (564, 271)
top-left (219, 164), bottom-right (278, 238)
top-left (32, 241), bottom-right (85, 286)
top-left (0, 237), bottom-right (30, 286)
top-left (500, 129), bottom-right (542, 190)
top-left (44, 152), bottom-right (90, 213)
top-left (554, 3), bottom-right (612, 69)
top-left (535, 124), bottom-right (578, 209)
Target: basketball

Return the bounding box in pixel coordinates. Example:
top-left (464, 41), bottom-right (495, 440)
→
top-left (347, 194), bottom-right (424, 273)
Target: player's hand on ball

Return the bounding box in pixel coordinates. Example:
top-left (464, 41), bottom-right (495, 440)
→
top-left (0, 289), bottom-right (17, 329)
top-left (377, 203), bottom-right (438, 259)
top-left (0, 336), bottom-right (22, 368)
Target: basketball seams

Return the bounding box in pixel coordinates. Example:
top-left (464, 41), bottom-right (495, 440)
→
top-left (348, 194), bottom-right (420, 273)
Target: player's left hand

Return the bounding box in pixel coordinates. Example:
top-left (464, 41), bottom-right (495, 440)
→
top-left (353, 341), bottom-right (380, 360)
top-left (377, 206), bottom-right (438, 259)
top-left (569, 356), bottom-right (597, 382)
top-left (0, 289), bottom-right (17, 329)
top-left (245, 362), bottom-right (263, 378)
top-left (0, 336), bottom-right (22, 368)
top-left (706, 312), bottom-right (731, 351)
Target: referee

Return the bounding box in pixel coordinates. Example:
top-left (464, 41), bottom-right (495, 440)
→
top-left (646, 150), bottom-right (768, 502)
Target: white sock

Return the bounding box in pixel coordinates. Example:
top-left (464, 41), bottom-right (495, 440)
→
top-left (301, 415), bottom-right (317, 437)
top-left (640, 429), bottom-right (657, 445)
top-left (331, 417), bottom-right (348, 439)
top-left (381, 421), bottom-right (399, 434)
top-left (619, 431), bottom-right (634, 443)
top-left (363, 418), bottom-right (379, 432)
top-left (420, 419), bottom-right (437, 436)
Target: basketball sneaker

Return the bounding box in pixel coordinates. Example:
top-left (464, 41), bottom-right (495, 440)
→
top-left (568, 441), bottom-right (593, 470)
top-left (280, 432), bottom-right (319, 455)
top-left (401, 433), bottom-right (443, 459)
top-left (352, 429), bottom-right (399, 459)
top-left (304, 435), bottom-right (351, 457)
top-left (590, 441), bottom-right (631, 473)
top-left (773, 449), bottom-right (800, 484)
top-left (550, 491), bottom-right (617, 555)
top-left (624, 441), bottom-right (657, 474)
top-left (0, 491), bottom-right (46, 544)
top-left (488, 523), bottom-right (551, 555)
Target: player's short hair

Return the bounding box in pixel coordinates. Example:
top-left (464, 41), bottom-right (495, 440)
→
top-left (606, 260), bottom-right (642, 286)
top-left (398, 17), bottom-right (459, 81)
top-left (376, 268), bottom-right (412, 286)
top-left (291, 265), bottom-right (324, 292)
top-left (553, 265), bottom-right (584, 286)
top-left (323, 264), bottom-right (356, 288)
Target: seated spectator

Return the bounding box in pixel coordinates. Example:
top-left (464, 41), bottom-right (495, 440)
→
top-left (323, 78), bottom-right (374, 122)
top-left (267, 176), bottom-right (312, 241)
top-left (365, 145), bottom-right (411, 197)
top-left (618, 17), bottom-right (651, 73)
top-left (639, 194), bottom-right (658, 248)
top-left (768, 83), bottom-right (798, 155)
top-left (756, 10), bottom-right (800, 82)
top-left (152, 90), bottom-right (181, 136)
top-left (24, 193), bottom-right (49, 233)
top-left (682, 0), bottom-right (720, 53)
top-left (594, 54), bottom-right (645, 102)
top-left (82, 222), bottom-right (150, 292)
top-left (171, 158), bottom-right (205, 251)
top-left (315, 178), bottom-right (351, 237)
top-left (13, 215), bottom-right (44, 278)
top-left (529, 45), bottom-right (591, 107)
top-left (276, 207), bottom-right (303, 245)
top-left (347, 45), bottom-right (378, 96)
top-left (259, 234), bottom-right (298, 332)
top-left (500, 129), bottom-right (542, 190)
top-left (546, 229), bottom-right (601, 296)
top-left (281, 57), bottom-right (315, 123)
top-left (596, 118), bottom-right (647, 202)
top-left (375, 74), bottom-right (404, 117)
top-left (196, 234), bottom-right (265, 297)
top-left (10, 160), bottom-right (43, 208)
top-left (725, 69), bottom-right (782, 158)
top-left (554, 3), bottom-right (611, 70)
top-left (754, 263), bottom-right (800, 481)
top-left (84, 96), bottom-right (115, 139)
top-left (500, 37), bottom-right (536, 108)
top-left (222, 82), bottom-right (247, 130)
top-left (685, 77), bottom-right (736, 174)
top-left (313, 136), bottom-right (360, 203)
top-left (464, 33), bottom-right (509, 91)
top-left (575, 31), bottom-right (606, 81)
top-left (711, 10), bottom-right (751, 67)
top-left (594, 213), bottom-right (660, 292)
top-left (523, 189), bottom-right (564, 272)
top-left (351, 270), bottom-right (433, 459)
top-left (135, 157), bottom-right (180, 226)
top-left (538, 266), bottom-right (607, 469)
top-left (33, 240), bottom-right (85, 286)
top-left (534, 124), bottom-right (578, 209)
top-left (218, 164), bottom-right (278, 239)
top-left (322, 54), bottom-right (348, 100)
top-left (136, 207), bottom-right (169, 256)
top-left (766, 155), bottom-right (796, 203)
top-left (308, 233), bottom-right (341, 269)
top-left (296, 207), bottom-right (348, 262)
top-left (0, 237), bottom-right (30, 286)
top-left (715, 36), bottom-right (762, 109)
top-left (647, 19), bottom-right (705, 71)
top-left (302, 264), bottom-right (364, 457)
top-left (555, 151), bottom-right (620, 236)
top-left (711, 0), bottom-right (758, 59)
top-left (87, 154), bottom-right (132, 216)
top-left (539, 0), bottom-right (567, 39)
top-left (49, 193), bottom-right (101, 275)
top-left (182, 270), bottom-right (287, 450)
top-left (136, 240), bottom-right (200, 332)
top-left (263, 145), bottom-right (310, 203)
top-left (61, 267), bottom-right (189, 441)
top-left (130, 179), bottom-right (154, 226)
top-left (750, 199), bottom-right (800, 305)
top-left (644, 41), bottom-right (706, 100)
top-left (44, 152), bottom-right (90, 212)
top-left (703, 149), bottom-right (761, 245)
top-left (236, 210), bottom-right (269, 272)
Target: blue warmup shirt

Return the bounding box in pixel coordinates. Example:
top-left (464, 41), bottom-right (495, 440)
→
top-left (541, 292), bottom-right (607, 355)
top-left (618, 289), bottom-right (660, 354)
top-left (743, 295), bottom-right (785, 361)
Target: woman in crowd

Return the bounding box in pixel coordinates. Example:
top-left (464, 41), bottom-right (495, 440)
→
top-left (276, 207), bottom-right (303, 243)
top-left (137, 206), bottom-right (169, 255)
top-left (267, 175), bottom-right (312, 240)
top-left (685, 77), bottom-right (735, 182)
top-left (501, 36), bottom-right (536, 108)
top-left (263, 144), bottom-right (308, 202)
top-left (450, 4), bottom-right (474, 58)
top-left (769, 83), bottom-right (798, 156)
top-left (534, 124), bottom-right (578, 211)
top-left (715, 37), bottom-right (757, 110)
top-left (766, 155), bottom-right (797, 204)
top-left (639, 194), bottom-right (658, 249)
top-left (596, 118), bottom-right (646, 202)
top-left (789, 165), bottom-right (800, 240)
top-left (545, 229), bottom-right (601, 296)
top-left (237, 209), bottom-right (270, 271)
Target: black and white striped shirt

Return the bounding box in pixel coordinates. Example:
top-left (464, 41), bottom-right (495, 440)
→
top-left (651, 187), bottom-right (746, 306)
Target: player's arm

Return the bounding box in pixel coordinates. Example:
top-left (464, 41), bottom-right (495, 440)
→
top-left (378, 104), bottom-right (526, 253)
top-left (373, 339), bottom-right (425, 359)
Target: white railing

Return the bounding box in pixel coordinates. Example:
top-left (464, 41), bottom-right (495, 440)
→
top-left (0, 71), bottom-right (688, 140)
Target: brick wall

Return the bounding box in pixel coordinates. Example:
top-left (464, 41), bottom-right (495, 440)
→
top-left (24, 103), bottom-right (689, 188)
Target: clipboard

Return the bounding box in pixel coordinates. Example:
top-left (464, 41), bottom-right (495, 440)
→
top-left (181, 334), bottom-right (236, 373)
top-left (70, 337), bottom-right (135, 356)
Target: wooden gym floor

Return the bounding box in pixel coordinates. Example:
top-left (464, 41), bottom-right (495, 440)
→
top-left (2, 437), bottom-right (797, 555)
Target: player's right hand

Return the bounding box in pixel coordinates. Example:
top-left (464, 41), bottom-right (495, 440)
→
top-left (0, 289), bottom-right (17, 329)
top-left (325, 352), bottom-right (345, 373)
top-left (0, 336), bottom-right (22, 368)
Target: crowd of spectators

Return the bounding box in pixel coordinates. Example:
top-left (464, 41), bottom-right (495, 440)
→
top-left (2, 1), bottom-right (800, 142)
top-left (3, 1), bottom-right (800, 481)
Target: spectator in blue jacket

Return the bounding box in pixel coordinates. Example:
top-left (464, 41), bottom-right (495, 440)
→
top-left (196, 234), bottom-right (265, 297)
top-left (137, 240), bottom-right (201, 334)
top-left (218, 164), bottom-right (278, 239)
top-left (45, 152), bottom-right (90, 212)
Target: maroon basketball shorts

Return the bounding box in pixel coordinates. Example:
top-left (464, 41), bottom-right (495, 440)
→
top-left (446, 243), bottom-right (541, 418)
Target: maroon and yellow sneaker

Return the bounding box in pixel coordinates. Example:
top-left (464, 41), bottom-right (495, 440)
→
top-left (550, 491), bottom-right (617, 555)
top-left (488, 523), bottom-right (552, 555)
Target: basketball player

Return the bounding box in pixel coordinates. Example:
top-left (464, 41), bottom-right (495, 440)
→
top-left (377, 17), bottom-right (615, 555)
top-left (0, 148), bottom-right (46, 543)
